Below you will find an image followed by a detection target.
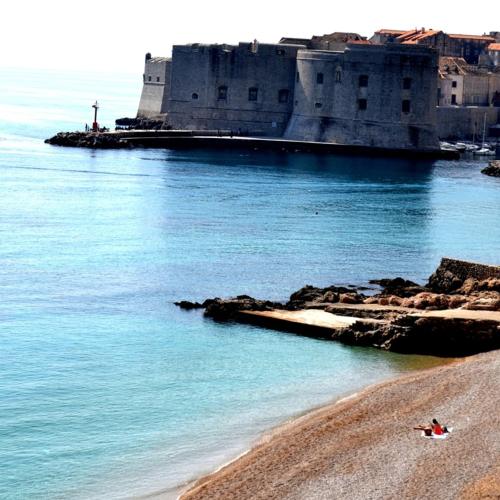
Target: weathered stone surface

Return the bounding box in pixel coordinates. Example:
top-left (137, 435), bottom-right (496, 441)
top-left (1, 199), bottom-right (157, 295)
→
top-left (481, 160), bottom-right (500, 178)
top-left (45, 132), bottom-right (129, 149)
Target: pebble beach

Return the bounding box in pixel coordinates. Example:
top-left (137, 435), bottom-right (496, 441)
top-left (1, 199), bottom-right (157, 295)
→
top-left (181, 349), bottom-right (500, 500)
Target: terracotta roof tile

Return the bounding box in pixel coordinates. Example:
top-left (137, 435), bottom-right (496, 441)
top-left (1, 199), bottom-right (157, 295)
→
top-left (488, 43), bottom-right (500, 51)
top-left (448, 33), bottom-right (495, 41)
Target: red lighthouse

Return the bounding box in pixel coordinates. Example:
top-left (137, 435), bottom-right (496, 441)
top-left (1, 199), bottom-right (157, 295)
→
top-left (92, 101), bottom-right (99, 132)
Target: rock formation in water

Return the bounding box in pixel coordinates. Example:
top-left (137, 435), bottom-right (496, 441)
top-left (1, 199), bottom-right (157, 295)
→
top-left (481, 160), bottom-right (500, 177)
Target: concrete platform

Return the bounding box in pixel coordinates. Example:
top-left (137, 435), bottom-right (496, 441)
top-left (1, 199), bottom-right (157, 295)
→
top-left (112, 132), bottom-right (459, 160)
top-left (239, 309), bottom-right (384, 339)
top-left (238, 306), bottom-right (500, 341)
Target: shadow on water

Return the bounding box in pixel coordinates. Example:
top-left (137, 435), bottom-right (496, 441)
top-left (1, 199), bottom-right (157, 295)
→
top-left (157, 148), bottom-right (436, 183)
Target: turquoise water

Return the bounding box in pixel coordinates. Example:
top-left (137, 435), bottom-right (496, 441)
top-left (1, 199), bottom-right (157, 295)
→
top-left (0, 68), bottom-right (499, 499)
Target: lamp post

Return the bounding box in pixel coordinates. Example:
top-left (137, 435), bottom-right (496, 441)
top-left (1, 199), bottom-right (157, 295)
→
top-left (92, 101), bottom-right (99, 132)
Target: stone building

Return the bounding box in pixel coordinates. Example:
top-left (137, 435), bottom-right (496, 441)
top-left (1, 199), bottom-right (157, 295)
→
top-left (137, 54), bottom-right (171, 118)
top-left (165, 42), bottom-right (302, 136)
top-left (370, 28), bottom-right (496, 64)
top-left (136, 41), bottom-right (441, 150)
top-left (284, 44), bottom-right (439, 149)
top-left (438, 56), bottom-right (500, 107)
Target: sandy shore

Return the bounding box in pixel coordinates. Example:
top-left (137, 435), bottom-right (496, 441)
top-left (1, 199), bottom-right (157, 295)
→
top-left (180, 349), bottom-right (499, 500)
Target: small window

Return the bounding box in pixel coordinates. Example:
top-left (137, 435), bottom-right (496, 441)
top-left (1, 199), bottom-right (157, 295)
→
top-left (315, 102), bottom-right (322, 108)
top-left (248, 87), bottom-right (258, 101)
top-left (403, 77), bottom-right (412, 90)
top-left (402, 100), bottom-right (411, 113)
top-left (276, 49), bottom-right (285, 56)
top-left (192, 93), bottom-right (199, 100)
top-left (452, 81), bottom-right (457, 88)
top-left (335, 70), bottom-right (342, 83)
top-left (358, 98), bottom-right (367, 110)
top-left (316, 72), bottom-right (324, 84)
top-left (359, 75), bottom-right (368, 87)
top-left (217, 86), bottom-right (228, 101)
top-left (451, 94), bottom-right (457, 105)
top-left (278, 89), bottom-right (289, 103)
top-left (157, 76), bottom-right (160, 82)
top-left (148, 76), bottom-right (152, 82)
top-left (294, 100), bottom-right (298, 106)
top-left (296, 71), bottom-right (300, 83)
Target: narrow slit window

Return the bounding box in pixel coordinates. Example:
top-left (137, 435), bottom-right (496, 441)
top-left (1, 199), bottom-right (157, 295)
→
top-left (358, 98), bottom-right (367, 110)
top-left (248, 87), bottom-right (258, 101)
top-left (278, 89), bottom-right (290, 103)
top-left (317, 72), bottom-right (324, 84)
top-left (217, 86), bottom-right (228, 101)
top-left (359, 75), bottom-right (368, 87)
top-left (403, 77), bottom-right (412, 89)
top-left (402, 99), bottom-right (411, 113)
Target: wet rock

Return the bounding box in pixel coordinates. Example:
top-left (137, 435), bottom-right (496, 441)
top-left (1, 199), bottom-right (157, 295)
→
top-left (481, 160), bottom-right (500, 177)
top-left (369, 277), bottom-right (426, 297)
top-left (204, 295), bottom-right (282, 321)
top-left (174, 300), bottom-right (204, 310)
top-left (334, 315), bottom-right (500, 356)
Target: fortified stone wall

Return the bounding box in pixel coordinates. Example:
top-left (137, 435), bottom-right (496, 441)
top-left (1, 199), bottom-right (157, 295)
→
top-left (427, 257), bottom-right (500, 292)
top-left (166, 43), bottom-right (303, 136)
top-left (436, 106), bottom-right (499, 139)
top-left (284, 44), bottom-right (439, 150)
top-left (137, 56), bottom-right (171, 118)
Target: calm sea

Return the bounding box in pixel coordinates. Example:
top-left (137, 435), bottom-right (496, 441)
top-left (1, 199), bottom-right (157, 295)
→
top-left (0, 67), bottom-right (499, 499)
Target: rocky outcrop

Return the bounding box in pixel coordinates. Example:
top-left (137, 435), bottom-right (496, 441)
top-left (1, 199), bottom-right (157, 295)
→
top-left (175, 258), bottom-right (499, 356)
top-left (334, 315), bottom-right (500, 356)
top-left (45, 132), bottom-right (130, 149)
top-left (368, 277), bottom-right (427, 297)
top-left (481, 160), bottom-right (500, 178)
top-left (203, 296), bottom-right (283, 321)
top-left (427, 257), bottom-right (500, 293)
top-left (286, 285), bottom-right (364, 309)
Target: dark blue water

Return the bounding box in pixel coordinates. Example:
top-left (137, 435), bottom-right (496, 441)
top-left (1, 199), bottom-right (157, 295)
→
top-left (0, 68), bottom-right (499, 499)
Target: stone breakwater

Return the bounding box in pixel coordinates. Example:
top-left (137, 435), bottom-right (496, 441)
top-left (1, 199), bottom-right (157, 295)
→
top-left (481, 160), bottom-right (500, 178)
top-left (44, 132), bottom-right (130, 149)
top-left (176, 258), bottom-right (500, 357)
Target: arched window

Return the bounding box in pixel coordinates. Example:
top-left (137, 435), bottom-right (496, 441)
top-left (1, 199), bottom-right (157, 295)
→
top-left (192, 93), bottom-right (199, 100)
top-left (316, 72), bottom-right (324, 84)
top-left (335, 68), bottom-right (342, 83)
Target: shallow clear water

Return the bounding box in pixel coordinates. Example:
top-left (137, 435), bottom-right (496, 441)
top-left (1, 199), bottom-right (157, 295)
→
top-left (0, 68), bottom-right (499, 499)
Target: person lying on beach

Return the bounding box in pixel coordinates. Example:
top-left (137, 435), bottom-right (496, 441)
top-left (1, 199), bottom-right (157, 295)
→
top-left (431, 418), bottom-right (445, 435)
top-left (414, 419), bottom-right (449, 437)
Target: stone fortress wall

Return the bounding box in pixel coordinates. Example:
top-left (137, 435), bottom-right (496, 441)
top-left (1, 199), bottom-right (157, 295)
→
top-left (166, 42), bottom-right (303, 136)
top-left (284, 45), bottom-right (439, 149)
top-left (137, 55), bottom-right (171, 118)
top-left (136, 42), bottom-right (441, 150)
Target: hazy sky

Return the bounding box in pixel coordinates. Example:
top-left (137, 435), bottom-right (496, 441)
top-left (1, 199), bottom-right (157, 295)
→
top-left (2, 0), bottom-right (499, 74)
